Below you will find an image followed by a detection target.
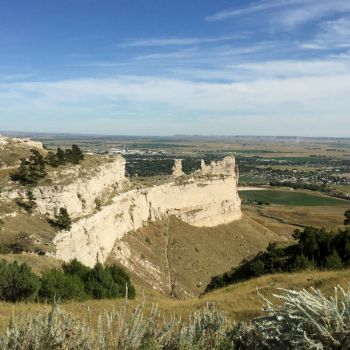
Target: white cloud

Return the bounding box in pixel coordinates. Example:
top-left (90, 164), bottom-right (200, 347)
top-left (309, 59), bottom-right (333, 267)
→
top-left (121, 35), bottom-right (242, 47)
top-left (206, 0), bottom-right (308, 22)
top-left (0, 71), bottom-right (349, 136)
top-left (302, 16), bottom-right (350, 49)
top-left (206, 0), bottom-right (350, 29)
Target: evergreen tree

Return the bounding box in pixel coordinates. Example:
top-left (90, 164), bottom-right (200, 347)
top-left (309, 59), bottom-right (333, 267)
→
top-left (0, 260), bottom-right (41, 302)
top-left (39, 269), bottom-right (86, 301)
top-left (322, 251), bottom-right (342, 269)
top-left (70, 144), bottom-right (84, 164)
top-left (11, 149), bottom-right (47, 185)
top-left (291, 254), bottom-right (314, 271)
top-left (56, 147), bottom-right (66, 165)
top-left (53, 208), bottom-right (72, 231)
top-left (45, 151), bottom-right (59, 167)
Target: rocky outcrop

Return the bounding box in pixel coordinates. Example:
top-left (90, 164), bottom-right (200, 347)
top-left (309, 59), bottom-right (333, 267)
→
top-left (172, 159), bottom-right (184, 177)
top-left (53, 156), bottom-right (241, 267)
top-left (0, 155), bottom-right (127, 220)
top-left (201, 156), bottom-right (236, 176)
top-left (0, 136), bottom-right (43, 150)
top-left (32, 155), bottom-right (126, 219)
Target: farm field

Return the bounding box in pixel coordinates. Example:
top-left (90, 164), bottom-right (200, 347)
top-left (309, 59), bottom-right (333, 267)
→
top-left (239, 189), bottom-right (349, 206)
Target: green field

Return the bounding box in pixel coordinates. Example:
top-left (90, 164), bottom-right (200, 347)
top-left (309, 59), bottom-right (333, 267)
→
top-left (239, 189), bottom-right (349, 206)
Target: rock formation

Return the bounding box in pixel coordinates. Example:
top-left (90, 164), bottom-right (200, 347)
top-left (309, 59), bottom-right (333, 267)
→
top-left (172, 159), bottom-right (184, 177)
top-left (52, 156), bottom-right (241, 266)
top-left (0, 136), bottom-right (43, 150)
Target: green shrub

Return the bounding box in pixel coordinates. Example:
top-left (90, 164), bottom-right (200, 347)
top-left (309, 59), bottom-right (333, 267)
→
top-left (249, 259), bottom-right (265, 277)
top-left (64, 145), bottom-right (84, 164)
top-left (0, 260), bottom-right (41, 302)
top-left (62, 260), bottom-right (135, 300)
top-left (63, 258), bottom-right (90, 280)
top-left (84, 263), bottom-right (135, 299)
top-left (39, 269), bottom-right (86, 301)
top-left (322, 250), bottom-right (342, 269)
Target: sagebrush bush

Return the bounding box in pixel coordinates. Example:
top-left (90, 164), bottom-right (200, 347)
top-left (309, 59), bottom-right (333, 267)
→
top-left (3, 285), bottom-right (350, 349)
top-left (0, 302), bottom-right (93, 350)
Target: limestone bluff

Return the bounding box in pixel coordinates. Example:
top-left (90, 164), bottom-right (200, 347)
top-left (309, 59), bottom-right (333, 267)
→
top-left (51, 156), bottom-right (241, 267)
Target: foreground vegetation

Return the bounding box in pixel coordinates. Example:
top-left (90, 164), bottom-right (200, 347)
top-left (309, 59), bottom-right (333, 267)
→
top-left (2, 285), bottom-right (350, 349)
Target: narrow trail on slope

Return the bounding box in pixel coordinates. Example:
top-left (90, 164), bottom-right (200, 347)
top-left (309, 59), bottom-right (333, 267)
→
top-left (164, 216), bottom-right (172, 295)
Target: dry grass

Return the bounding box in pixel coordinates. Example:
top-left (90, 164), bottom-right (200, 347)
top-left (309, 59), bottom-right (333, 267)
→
top-left (1, 267), bottom-right (350, 333)
top-left (0, 253), bottom-right (62, 275)
top-left (243, 204), bottom-right (348, 238)
top-left (0, 211), bottom-right (55, 248)
top-left (110, 215), bottom-right (285, 297)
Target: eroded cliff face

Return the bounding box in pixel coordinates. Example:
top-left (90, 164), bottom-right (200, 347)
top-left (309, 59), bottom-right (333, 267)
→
top-left (0, 155), bottom-right (127, 220)
top-left (53, 157), bottom-right (242, 267)
top-left (32, 155), bottom-right (126, 219)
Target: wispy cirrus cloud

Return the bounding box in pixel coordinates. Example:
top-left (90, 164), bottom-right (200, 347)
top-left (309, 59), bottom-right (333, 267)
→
top-left (206, 0), bottom-right (350, 29)
top-left (205, 0), bottom-right (308, 22)
top-left (302, 16), bottom-right (350, 49)
top-left (120, 34), bottom-right (244, 47)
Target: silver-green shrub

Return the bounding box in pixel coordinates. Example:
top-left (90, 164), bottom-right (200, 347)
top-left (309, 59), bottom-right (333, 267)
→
top-left (2, 286), bottom-right (350, 349)
top-left (0, 302), bottom-right (93, 350)
top-left (239, 286), bottom-right (350, 349)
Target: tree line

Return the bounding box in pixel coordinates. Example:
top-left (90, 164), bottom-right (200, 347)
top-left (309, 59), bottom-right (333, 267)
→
top-left (206, 210), bottom-right (350, 292)
top-left (0, 259), bottom-right (135, 302)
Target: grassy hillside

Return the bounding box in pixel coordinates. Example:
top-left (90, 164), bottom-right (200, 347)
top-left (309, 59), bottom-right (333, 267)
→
top-left (108, 215), bottom-right (286, 297)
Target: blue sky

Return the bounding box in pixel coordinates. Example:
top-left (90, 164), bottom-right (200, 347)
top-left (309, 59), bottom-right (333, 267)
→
top-left (0, 0), bottom-right (349, 136)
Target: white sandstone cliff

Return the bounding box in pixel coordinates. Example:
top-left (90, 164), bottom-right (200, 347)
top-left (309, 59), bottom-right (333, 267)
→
top-left (53, 156), bottom-right (242, 267)
top-left (32, 155), bottom-right (126, 218)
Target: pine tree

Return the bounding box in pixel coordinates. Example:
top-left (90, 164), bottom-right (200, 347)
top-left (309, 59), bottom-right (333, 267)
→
top-left (56, 147), bottom-right (66, 165)
top-left (10, 149), bottom-right (47, 185)
top-left (53, 208), bottom-right (72, 231)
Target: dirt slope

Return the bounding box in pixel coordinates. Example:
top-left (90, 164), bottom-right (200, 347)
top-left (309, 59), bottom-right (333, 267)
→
top-left (108, 215), bottom-right (283, 297)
